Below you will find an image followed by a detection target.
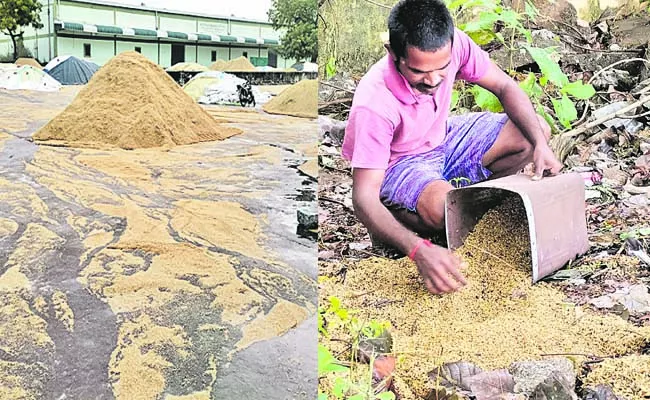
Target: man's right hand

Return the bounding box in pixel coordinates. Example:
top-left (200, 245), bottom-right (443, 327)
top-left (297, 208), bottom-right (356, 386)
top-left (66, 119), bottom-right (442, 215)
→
top-left (411, 242), bottom-right (467, 294)
top-left (351, 168), bottom-right (468, 295)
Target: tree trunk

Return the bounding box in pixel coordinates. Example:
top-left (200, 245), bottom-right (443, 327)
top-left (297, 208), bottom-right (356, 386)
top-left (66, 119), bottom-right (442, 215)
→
top-left (9, 32), bottom-right (18, 61)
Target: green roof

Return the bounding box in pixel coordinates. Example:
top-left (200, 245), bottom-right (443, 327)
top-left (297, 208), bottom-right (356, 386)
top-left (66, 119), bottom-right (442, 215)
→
top-left (219, 35), bottom-right (237, 42)
top-left (63, 22), bottom-right (84, 31)
top-left (167, 31), bottom-right (188, 39)
top-left (96, 24), bottom-right (122, 34)
top-left (132, 28), bottom-right (157, 37)
top-left (54, 21), bottom-right (279, 46)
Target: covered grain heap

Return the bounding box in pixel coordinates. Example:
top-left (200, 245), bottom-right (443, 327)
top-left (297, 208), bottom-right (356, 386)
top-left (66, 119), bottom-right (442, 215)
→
top-left (33, 51), bottom-right (241, 149)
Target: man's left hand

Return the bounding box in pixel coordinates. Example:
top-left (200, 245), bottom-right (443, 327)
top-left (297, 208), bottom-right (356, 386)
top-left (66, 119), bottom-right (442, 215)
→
top-left (532, 144), bottom-right (562, 180)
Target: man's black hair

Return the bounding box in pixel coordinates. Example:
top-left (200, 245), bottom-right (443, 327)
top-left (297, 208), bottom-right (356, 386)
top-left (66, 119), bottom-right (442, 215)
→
top-left (388, 0), bottom-right (455, 59)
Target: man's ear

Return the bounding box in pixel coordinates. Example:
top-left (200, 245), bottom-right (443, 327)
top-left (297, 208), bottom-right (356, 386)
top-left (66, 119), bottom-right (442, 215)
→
top-left (384, 43), bottom-right (398, 62)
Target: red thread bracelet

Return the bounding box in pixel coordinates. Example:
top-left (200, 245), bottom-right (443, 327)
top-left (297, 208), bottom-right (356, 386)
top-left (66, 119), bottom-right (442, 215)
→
top-left (408, 239), bottom-right (431, 260)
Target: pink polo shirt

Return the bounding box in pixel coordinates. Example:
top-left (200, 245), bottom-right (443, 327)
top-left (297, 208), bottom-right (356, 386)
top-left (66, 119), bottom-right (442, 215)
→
top-left (341, 28), bottom-right (491, 169)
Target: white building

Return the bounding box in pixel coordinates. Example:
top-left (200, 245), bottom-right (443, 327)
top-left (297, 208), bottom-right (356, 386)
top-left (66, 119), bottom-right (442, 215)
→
top-left (0, 0), bottom-right (296, 68)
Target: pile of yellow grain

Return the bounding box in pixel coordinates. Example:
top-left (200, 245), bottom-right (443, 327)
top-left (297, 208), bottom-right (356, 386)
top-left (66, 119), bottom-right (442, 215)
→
top-left (224, 56), bottom-right (256, 72)
top-left (262, 79), bottom-right (317, 118)
top-left (33, 51), bottom-right (241, 149)
top-left (166, 62), bottom-right (208, 72)
top-left (320, 197), bottom-right (650, 398)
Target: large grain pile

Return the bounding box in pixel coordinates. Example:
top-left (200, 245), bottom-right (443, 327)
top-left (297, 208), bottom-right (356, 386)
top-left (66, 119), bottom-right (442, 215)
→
top-left (223, 56), bottom-right (256, 71)
top-left (166, 62), bottom-right (208, 72)
top-left (320, 196), bottom-right (650, 398)
top-left (15, 58), bottom-right (42, 69)
top-left (209, 59), bottom-right (228, 71)
top-left (262, 79), bottom-right (317, 118)
top-left (33, 51), bottom-right (241, 149)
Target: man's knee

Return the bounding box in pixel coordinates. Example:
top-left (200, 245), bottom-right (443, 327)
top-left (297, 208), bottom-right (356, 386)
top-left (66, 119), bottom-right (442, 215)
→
top-left (415, 181), bottom-right (453, 231)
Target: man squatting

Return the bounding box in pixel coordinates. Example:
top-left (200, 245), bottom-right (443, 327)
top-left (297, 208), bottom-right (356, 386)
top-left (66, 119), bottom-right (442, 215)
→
top-left (341, 0), bottom-right (563, 295)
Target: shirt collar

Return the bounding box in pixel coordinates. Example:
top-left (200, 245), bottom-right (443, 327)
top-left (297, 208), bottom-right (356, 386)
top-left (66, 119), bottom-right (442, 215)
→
top-left (382, 54), bottom-right (419, 105)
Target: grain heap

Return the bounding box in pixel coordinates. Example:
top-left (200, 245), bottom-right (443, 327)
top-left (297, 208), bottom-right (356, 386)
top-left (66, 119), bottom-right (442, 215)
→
top-left (262, 79), bottom-right (317, 118)
top-left (166, 62), bottom-right (208, 72)
top-left (15, 58), bottom-right (42, 69)
top-left (224, 56), bottom-right (256, 71)
top-left (209, 59), bottom-right (228, 71)
top-left (33, 51), bottom-right (241, 149)
top-left (320, 196), bottom-right (650, 398)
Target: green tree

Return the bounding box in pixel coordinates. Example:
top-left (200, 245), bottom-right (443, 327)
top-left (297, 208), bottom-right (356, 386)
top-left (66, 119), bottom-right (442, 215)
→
top-left (268, 0), bottom-right (317, 62)
top-left (0, 0), bottom-right (43, 61)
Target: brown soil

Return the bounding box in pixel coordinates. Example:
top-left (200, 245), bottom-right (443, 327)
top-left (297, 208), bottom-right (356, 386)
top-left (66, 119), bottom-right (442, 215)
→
top-left (262, 79), bottom-right (318, 119)
top-left (224, 56), bottom-right (256, 72)
top-left (32, 51), bottom-right (241, 149)
top-left (15, 58), bottom-right (42, 69)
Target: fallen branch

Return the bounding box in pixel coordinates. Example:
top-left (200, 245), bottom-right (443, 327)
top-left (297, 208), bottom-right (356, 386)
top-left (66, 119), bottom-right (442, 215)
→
top-left (318, 97), bottom-right (353, 109)
top-left (588, 58), bottom-right (650, 85)
top-left (320, 80), bottom-right (356, 95)
top-left (362, 0), bottom-right (392, 9)
top-left (320, 196), bottom-right (353, 211)
top-left (560, 37), bottom-right (640, 54)
top-left (561, 93), bottom-right (650, 138)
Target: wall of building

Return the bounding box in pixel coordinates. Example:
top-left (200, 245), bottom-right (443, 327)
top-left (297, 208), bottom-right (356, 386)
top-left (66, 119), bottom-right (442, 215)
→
top-left (0, 1), bottom-right (296, 68)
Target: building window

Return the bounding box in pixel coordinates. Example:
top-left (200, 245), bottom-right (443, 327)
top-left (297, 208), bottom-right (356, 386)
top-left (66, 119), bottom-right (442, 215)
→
top-left (243, 51), bottom-right (248, 58)
top-left (84, 43), bottom-right (91, 57)
top-left (211, 50), bottom-right (216, 62)
top-left (135, 47), bottom-right (142, 53)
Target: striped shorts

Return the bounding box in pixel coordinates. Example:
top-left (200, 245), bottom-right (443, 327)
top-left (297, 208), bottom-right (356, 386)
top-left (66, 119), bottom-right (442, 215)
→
top-left (379, 112), bottom-right (509, 212)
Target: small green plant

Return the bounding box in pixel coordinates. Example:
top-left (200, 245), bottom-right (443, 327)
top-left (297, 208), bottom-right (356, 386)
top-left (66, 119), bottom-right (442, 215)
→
top-left (326, 56), bottom-right (338, 79)
top-left (318, 296), bottom-right (395, 400)
top-left (620, 227), bottom-right (650, 240)
top-left (444, 0), bottom-right (596, 131)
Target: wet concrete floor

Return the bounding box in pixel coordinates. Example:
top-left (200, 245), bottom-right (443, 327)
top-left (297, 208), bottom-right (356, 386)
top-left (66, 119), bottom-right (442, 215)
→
top-left (0, 86), bottom-right (317, 399)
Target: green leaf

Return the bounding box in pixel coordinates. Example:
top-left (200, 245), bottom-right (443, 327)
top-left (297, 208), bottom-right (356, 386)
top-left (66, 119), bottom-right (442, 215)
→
top-left (539, 75), bottom-right (548, 86)
top-left (519, 73), bottom-right (543, 98)
top-left (466, 30), bottom-right (496, 45)
top-left (524, 46), bottom-right (569, 88)
top-left (620, 231), bottom-right (637, 240)
top-left (328, 296), bottom-right (341, 310)
top-left (561, 80), bottom-right (596, 100)
top-left (499, 9), bottom-right (521, 27)
top-left (325, 57), bottom-right (337, 79)
top-left (552, 94), bottom-right (577, 129)
top-left (447, 0), bottom-right (472, 10)
top-left (536, 105), bottom-right (557, 133)
top-left (639, 227), bottom-right (650, 235)
top-left (332, 377), bottom-right (350, 398)
top-left (318, 344), bottom-right (349, 375)
top-left (471, 86), bottom-right (503, 112)
top-left (318, 393), bottom-right (328, 400)
top-left (525, 0), bottom-right (540, 17)
top-left (376, 392), bottom-right (397, 400)
top-left (450, 89), bottom-right (460, 111)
